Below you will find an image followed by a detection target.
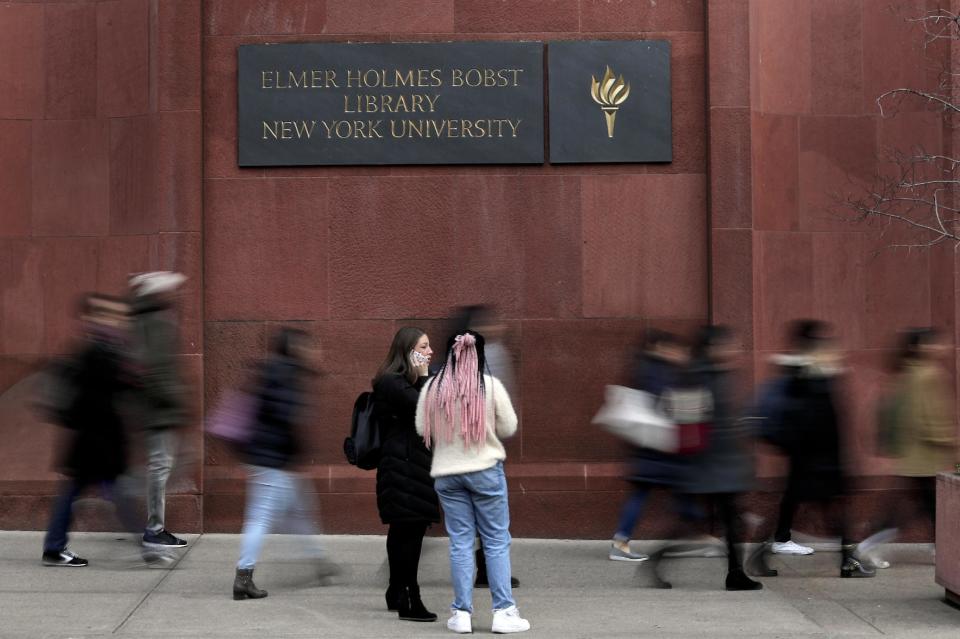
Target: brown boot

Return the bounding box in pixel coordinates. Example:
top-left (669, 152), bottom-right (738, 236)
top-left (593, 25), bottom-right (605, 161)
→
top-left (233, 568), bottom-right (268, 600)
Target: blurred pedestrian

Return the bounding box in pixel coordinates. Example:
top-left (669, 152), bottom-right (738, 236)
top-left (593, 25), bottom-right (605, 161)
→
top-left (417, 330), bottom-right (529, 634)
top-left (374, 327), bottom-right (440, 622)
top-left (449, 305), bottom-right (515, 398)
top-left (762, 320), bottom-right (874, 578)
top-left (41, 294), bottom-right (135, 567)
top-left (867, 328), bottom-right (957, 565)
top-left (890, 328), bottom-right (956, 508)
top-left (608, 330), bottom-right (700, 564)
top-left (128, 271), bottom-right (189, 550)
top-left (683, 325), bottom-right (762, 590)
top-left (233, 328), bottom-right (335, 600)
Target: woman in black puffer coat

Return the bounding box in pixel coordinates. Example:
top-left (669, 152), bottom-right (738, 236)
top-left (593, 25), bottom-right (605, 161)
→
top-left (373, 326), bottom-right (441, 623)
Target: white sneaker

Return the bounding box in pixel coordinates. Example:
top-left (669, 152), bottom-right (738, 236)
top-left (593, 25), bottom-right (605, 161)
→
top-left (771, 540), bottom-right (815, 555)
top-left (492, 606), bottom-right (530, 634)
top-left (447, 609), bottom-right (472, 634)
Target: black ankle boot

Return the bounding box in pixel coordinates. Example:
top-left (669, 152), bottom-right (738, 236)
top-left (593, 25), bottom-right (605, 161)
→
top-left (745, 543), bottom-right (778, 577)
top-left (385, 584), bottom-right (401, 611)
top-left (397, 585), bottom-right (437, 622)
top-left (726, 568), bottom-right (763, 591)
top-left (645, 548), bottom-right (672, 589)
top-left (841, 557), bottom-right (876, 578)
top-left (233, 568), bottom-right (268, 600)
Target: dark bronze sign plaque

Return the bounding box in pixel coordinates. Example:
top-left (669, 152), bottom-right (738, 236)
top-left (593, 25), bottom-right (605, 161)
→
top-left (237, 42), bottom-right (544, 166)
top-left (547, 40), bottom-right (672, 164)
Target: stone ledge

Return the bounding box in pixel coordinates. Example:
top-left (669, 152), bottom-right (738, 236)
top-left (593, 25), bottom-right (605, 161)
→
top-left (936, 472), bottom-right (960, 598)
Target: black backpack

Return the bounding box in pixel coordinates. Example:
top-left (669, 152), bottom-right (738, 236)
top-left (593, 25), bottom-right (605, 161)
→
top-left (343, 391), bottom-right (381, 470)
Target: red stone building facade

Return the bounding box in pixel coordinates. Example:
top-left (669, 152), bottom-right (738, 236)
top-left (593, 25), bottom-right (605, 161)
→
top-left (0, 0), bottom-right (953, 538)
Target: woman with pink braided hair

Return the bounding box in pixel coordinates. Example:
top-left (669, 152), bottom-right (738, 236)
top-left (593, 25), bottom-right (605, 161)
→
top-left (415, 331), bottom-right (529, 635)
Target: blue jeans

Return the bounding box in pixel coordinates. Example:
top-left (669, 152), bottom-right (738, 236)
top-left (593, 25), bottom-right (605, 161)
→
top-left (237, 466), bottom-right (324, 569)
top-left (434, 462), bottom-right (514, 613)
top-left (614, 485), bottom-right (703, 540)
top-left (614, 486), bottom-right (651, 541)
top-left (44, 478), bottom-right (139, 553)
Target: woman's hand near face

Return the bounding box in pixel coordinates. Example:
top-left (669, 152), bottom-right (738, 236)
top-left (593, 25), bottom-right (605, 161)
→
top-left (410, 350), bottom-right (430, 377)
top-left (412, 335), bottom-right (432, 378)
top-left (414, 358), bottom-right (429, 378)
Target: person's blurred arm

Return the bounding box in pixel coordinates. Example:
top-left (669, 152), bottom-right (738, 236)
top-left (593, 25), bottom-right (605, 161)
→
top-left (917, 367), bottom-right (956, 447)
top-left (139, 318), bottom-right (182, 408)
top-left (492, 377), bottom-right (518, 440)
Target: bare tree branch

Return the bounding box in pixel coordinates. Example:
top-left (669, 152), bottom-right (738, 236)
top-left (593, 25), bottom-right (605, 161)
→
top-left (840, 8), bottom-right (960, 251)
top-left (877, 88), bottom-right (960, 116)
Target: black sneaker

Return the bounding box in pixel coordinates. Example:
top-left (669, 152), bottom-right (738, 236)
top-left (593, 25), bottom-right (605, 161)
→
top-left (42, 548), bottom-right (88, 567)
top-left (142, 529), bottom-right (187, 548)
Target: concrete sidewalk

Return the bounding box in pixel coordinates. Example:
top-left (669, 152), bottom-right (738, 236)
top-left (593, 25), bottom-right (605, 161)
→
top-left (0, 532), bottom-right (957, 638)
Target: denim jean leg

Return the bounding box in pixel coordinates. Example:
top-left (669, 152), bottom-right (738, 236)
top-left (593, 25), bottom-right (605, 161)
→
top-left (435, 474), bottom-right (477, 613)
top-left (470, 463), bottom-right (514, 611)
top-left (44, 479), bottom-right (85, 553)
top-left (145, 429), bottom-right (176, 533)
top-left (615, 485), bottom-right (650, 541)
top-left (237, 466), bottom-right (287, 569)
top-left (283, 474), bottom-right (326, 560)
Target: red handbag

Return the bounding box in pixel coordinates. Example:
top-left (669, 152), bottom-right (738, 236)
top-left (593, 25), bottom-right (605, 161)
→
top-left (661, 386), bottom-right (713, 455)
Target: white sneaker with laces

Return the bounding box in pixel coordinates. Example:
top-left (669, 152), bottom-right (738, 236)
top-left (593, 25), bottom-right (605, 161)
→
top-left (492, 606), bottom-right (530, 634)
top-left (447, 609), bottom-right (472, 634)
top-left (771, 540), bottom-right (815, 555)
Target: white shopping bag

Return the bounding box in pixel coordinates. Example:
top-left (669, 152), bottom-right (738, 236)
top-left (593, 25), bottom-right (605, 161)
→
top-left (592, 385), bottom-right (678, 453)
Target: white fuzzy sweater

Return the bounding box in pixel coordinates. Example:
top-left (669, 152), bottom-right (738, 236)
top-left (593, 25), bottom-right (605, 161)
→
top-left (415, 374), bottom-right (518, 478)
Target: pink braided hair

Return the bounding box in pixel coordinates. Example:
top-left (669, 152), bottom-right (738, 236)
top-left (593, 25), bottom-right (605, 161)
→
top-left (422, 333), bottom-right (486, 449)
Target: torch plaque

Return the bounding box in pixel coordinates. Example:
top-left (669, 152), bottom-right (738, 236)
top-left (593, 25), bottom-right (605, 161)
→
top-left (548, 40), bottom-right (671, 164)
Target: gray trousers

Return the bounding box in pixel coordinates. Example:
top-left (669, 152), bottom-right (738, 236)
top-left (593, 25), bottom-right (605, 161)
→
top-left (145, 429), bottom-right (177, 534)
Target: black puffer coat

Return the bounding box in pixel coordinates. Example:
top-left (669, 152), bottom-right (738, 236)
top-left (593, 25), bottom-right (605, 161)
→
top-left (373, 373), bottom-right (440, 525)
top-left (777, 362), bottom-right (847, 499)
top-left (61, 330), bottom-right (130, 482)
top-left (242, 356), bottom-right (306, 470)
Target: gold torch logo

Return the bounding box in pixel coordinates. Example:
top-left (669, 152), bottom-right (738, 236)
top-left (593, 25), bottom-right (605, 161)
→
top-left (590, 66), bottom-right (630, 138)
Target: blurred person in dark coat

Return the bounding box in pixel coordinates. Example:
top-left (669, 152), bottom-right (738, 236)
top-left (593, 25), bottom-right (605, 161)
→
top-left (764, 320), bottom-right (874, 578)
top-left (682, 325), bottom-right (762, 590)
top-left (128, 271), bottom-right (189, 550)
top-left (233, 327), bottom-right (335, 600)
top-left (609, 330), bottom-right (700, 565)
top-left (448, 305), bottom-right (515, 398)
top-left (41, 294), bottom-right (135, 567)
